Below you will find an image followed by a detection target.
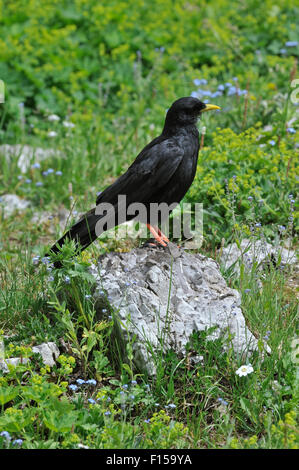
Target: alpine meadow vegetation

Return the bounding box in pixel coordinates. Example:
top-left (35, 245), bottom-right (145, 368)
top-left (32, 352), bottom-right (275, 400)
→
top-left (0, 0), bottom-right (298, 450)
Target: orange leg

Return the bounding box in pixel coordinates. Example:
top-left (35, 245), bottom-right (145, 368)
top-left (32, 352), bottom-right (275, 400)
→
top-left (146, 224), bottom-right (169, 247)
top-left (156, 227), bottom-right (170, 244)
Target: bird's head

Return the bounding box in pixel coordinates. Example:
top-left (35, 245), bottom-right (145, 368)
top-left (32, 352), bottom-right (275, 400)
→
top-left (164, 97), bottom-right (220, 130)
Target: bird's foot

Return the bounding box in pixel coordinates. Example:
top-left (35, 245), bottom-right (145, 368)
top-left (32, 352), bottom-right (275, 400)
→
top-left (146, 224), bottom-right (169, 247)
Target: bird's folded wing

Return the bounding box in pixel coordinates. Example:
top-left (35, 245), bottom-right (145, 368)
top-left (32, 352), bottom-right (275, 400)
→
top-left (96, 138), bottom-right (184, 207)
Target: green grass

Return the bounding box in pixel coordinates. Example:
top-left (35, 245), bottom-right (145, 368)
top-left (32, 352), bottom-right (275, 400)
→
top-left (0, 0), bottom-right (298, 450)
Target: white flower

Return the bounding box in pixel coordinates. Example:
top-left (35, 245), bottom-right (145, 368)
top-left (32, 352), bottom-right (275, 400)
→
top-left (48, 131), bottom-right (58, 137)
top-left (63, 121), bottom-right (75, 128)
top-left (48, 114), bottom-right (60, 122)
top-left (77, 443), bottom-right (89, 449)
top-left (236, 364), bottom-right (254, 377)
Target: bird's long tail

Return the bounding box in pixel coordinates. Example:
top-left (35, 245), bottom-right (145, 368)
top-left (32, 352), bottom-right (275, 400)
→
top-left (49, 208), bottom-right (100, 258)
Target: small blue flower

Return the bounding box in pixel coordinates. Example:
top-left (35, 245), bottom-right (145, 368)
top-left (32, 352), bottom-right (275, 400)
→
top-left (12, 439), bottom-right (23, 446)
top-left (86, 379), bottom-right (97, 386)
top-left (248, 196), bottom-right (253, 201)
top-left (167, 403), bottom-right (176, 409)
top-left (131, 380), bottom-right (137, 385)
top-left (88, 398), bottom-right (96, 404)
top-left (211, 91), bottom-right (222, 98)
top-left (218, 84), bottom-right (225, 91)
top-left (255, 223), bottom-right (261, 227)
top-left (199, 90), bottom-right (212, 97)
top-left (225, 82), bottom-right (232, 87)
top-left (286, 127), bottom-right (296, 134)
top-left (269, 140), bottom-right (276, 146)
top-left (25, 179), bottom-right (32, 184)
top-left (31, 163), bottom-right (41, 169)
top-left (217, 398), bottom-right (228, 406)
top-left (36, 181), bottom-right (43, 187)
top-left (244, 289), bottom-right (251, 294)
top-left (122, 384), bottom-right (128, 389)
top-left (42, 170), bottom-right (49, 176)
top-left (17, 175), bottom-right (23, 180)
top-left (144, 419), bottom-right (150, 423)
top-left (190, 91), bottom-right (199, 98)
top-left (193, 78), bottom-right (207, 86)
top-left (69, 384), bottom-right (78, 392)
top-left (227, 86), bottom-right (237, 96)
top-left (48, 275), bottom-right (54, 282)
top-left (280, 48), bottom-right (287, 54)
top-left (56, 170), bottom-right (62, 176)
top-left (64, 275), bottom-right (70, 284)
top-left (47, 168), bottom-right (54, 174)
top-left (130, 395), bottom-right (135, 400)
top-left (41, 256), bottom-right (50, 264)
top-left (0, 431), bottom-right (11, 440)
top-left (285, 41), bottom-right (298, 47)
top-left (76, 379), bottom-right (86, 385)
top-left (104, 411), bottom-right (111, 416)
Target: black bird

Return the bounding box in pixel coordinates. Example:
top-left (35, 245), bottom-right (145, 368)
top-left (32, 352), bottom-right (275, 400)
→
top-left (49, 97), bottom-right (220, 263)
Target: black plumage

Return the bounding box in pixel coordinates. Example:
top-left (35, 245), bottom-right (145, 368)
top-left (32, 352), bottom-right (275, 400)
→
top-left (49, 97), bottom-right (220, 262)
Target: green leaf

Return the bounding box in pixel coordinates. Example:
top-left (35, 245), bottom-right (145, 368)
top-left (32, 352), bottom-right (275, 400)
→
top-left (0, 386), bottom-right (19, 405)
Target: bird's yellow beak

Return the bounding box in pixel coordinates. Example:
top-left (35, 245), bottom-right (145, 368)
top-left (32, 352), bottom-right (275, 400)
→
top-left (201, 103), bottom-right (221, 113)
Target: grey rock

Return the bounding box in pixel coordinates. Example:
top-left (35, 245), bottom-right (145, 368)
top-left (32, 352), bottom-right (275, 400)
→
top-left (90, 246), bottom-right (265, 375)
top-left (0, 194), bottom-right (31, 218)
top-left (0, 357), bottom-right (30, 373)
top-left (32, 342), bottom-right (60, 366)
top-left (0, 144), bottom-right (61, 173)
top-left (219, 238), bottom-right (297, 274)
top-left (31, 207), bottom-right (71, 233)
top-left (0, 341), bottom-right (60, 372)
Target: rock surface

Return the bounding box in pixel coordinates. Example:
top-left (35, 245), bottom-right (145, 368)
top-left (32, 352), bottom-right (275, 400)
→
top-left (0, 341), bottom-right (60, 372)
top-left (0, 144), bottom-right (61, 173)
top-left (31, 207), bottom-right (71, 233)
top-left (0, 194), bottom-right (31, 218)
top-left (0, 357), bottom-right (30, 373)
top-left (219, 238), bottom-right (297, 274)
top-left (32, 342), bottom-right (60, 367)
top-left (90, 245), bottom-right (264, 375)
